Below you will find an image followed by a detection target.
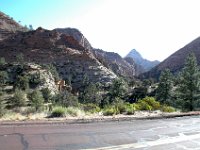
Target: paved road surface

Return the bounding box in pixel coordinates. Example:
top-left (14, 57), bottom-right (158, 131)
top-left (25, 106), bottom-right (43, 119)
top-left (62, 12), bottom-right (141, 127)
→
top-left (0, 116), bottom-right (200, 150)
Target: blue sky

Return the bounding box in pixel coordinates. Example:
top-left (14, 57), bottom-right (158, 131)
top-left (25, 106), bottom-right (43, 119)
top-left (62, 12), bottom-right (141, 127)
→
top-left (1, 0), bottom-right (200, 61)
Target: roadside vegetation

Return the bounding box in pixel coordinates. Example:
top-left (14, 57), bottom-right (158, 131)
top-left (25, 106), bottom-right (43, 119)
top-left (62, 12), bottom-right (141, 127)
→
top-left (0, 53), bottom-right (199, 119)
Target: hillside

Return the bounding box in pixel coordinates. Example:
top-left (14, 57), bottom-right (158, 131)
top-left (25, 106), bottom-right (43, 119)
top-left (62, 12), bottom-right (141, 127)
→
top-left (0, 11), bottom-right (27, 40)
top-left (56, 28), bottom-right (136, 78)
top-left (125, 49), bottom-right (160, 73)
top-left (142, 36), bottom-right (200, 79)
top-left (93, 49), bottom-right (136, 78)
top-left (0, 27), bottom-right (117, 91)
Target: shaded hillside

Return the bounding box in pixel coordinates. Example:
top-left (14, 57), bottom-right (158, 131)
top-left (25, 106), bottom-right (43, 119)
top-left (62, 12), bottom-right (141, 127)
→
top-left (0, 11), bottom-right (27, 40)
top-left (0, 27), bottom-right (117, 90)
top-left (125, 49), bottom-right (160, 73)
top-left (93, 49), bottom-right (136, 78)
top-left (124, 57), bottom-right (144, 76)
top-left (56, 28), bottom-right (136, 78)
top-left (142, 36), bottom-right (200, 79)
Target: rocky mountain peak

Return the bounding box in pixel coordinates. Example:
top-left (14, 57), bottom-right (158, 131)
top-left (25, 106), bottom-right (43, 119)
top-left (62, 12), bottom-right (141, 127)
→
top-left (125, 49), bottom-right (160, 73)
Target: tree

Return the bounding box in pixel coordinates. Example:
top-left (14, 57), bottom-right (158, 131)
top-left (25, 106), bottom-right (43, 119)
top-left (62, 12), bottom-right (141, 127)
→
top-left (156, 69), bottom-right (173, 104)
top-left (0, 57), bottom-right (6, 65)
top-left (80, 83), bottom-right (101, 105)
top-left (108, 78), bottom-right (128, 103)
top-left (11, 89), bottom-right (26, 107)
top-left (41, 88), bottom-right (52, 103)
top-left (0, 71), bottom-right (8, 86)
top-left (29, 90), bottom-right (44, 111)
top-left (52, 91), bottom-right (79, 107)
top-left (0, 96), bottom-right (5, 117)
top-left (14, 75), bottom-right (29, 91)
top-left (176, 53), bottom-right (200, 111)
top-left (29, 24), bottom-right (34, 30)
top-left (16, 53), bottom-right (24, 65)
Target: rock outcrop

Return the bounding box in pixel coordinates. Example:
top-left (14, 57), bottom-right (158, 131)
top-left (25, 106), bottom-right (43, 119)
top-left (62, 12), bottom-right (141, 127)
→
top-left (0, 28), bottom-right (117, 91)
top-left (0, 11), bottom-right (27, 40)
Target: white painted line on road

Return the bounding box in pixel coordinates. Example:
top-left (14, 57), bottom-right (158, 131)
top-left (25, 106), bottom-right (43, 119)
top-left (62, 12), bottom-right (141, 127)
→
top-left (83, 133), bottom-right (200, 150)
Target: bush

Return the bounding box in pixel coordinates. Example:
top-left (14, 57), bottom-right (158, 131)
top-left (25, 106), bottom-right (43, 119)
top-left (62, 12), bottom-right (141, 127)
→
top-left (136, 97), bottom-right (160, 111)
top-left (124, 103), bottom-right (135, 115)
top-left (136, 100), bottom-right (152, 111)
top-left (103, 107), bottom-right (116, 116)
top-left (51, 106), bottom-right (66, 117)
top-left (161, 105), bottom-right (176, 112)
top-left (115, 102), bottom-right (126, 114)
top-left (82, 103), bottom-right (100, 113)
top-left (65, 107), bottom-right (85, 117)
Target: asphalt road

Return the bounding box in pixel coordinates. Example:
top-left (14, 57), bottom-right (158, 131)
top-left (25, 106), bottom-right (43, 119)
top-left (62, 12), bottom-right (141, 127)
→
top-left (0, 116), bottom-right (200, 150)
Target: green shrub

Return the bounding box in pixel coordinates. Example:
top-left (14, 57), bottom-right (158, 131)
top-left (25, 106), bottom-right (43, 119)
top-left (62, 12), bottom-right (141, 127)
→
top-left (125, 103), bottom-right (135, 115)
top-left (51, 106), bottom-right (66, 117)
top-left (136, 97), bottom-right (160, 111)
top-left (65, 107), bottom-right (84, 117)
top-left (161, 105), bottom-right (176, 112)
top-left (82, 103), bottom-right (100, 113)
top-left (28, 90), bottom-right (44, 111)
top-left (11, 89), bottom-right (26, 107)
top-left (103, 107), bottom-right (116, 116)
top-left (136, 100), bottom-right (152, 111)
top-left (116, 102), bottom-right (126, 114)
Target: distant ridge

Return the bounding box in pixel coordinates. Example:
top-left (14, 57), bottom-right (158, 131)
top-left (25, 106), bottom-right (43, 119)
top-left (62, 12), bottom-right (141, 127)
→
top-left (125, 49), bottom-right (160, 74)
top-left (142, 36), bottom-right (200, 79)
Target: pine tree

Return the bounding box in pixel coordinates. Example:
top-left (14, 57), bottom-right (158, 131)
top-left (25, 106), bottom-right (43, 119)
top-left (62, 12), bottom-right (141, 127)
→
top-left (81, 83), bottom-right (101, 105)
top-left (108, 78), bottom-right (128, 103)
top-left (176, 53), bottom-right (200, 111)
top-left (29, 90), bottom-right (44, 111)
top-left (156, 69), bottom-right (173, 104)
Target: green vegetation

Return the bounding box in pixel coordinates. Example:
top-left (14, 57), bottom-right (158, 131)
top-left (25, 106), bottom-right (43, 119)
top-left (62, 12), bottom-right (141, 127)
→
top-left (28, 90), bottom-right (44, 111)
top-left (175, 53), bottom-right (200, 111)
top-left (0, 53), bottom-right (200, 119)
top-left (156, 69), bottom-right (173, 105)
top-left (11, 89), bottom-right (26, 107)
top-left (51, 106), bottom-right (66, 117)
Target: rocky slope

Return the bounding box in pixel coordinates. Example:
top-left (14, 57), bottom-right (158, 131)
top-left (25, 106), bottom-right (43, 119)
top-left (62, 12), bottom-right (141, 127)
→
top-left (55, 28), bottom-right (93, 51)
top-left (125, 49), bottom-right (160, 73)
top-left (0, 27), bottom-right (117, 91)
top-left (0, 63), bottom-right (58, 94)
top-left (55, 28), bottom-right (136, 78)
top-left (142, 36), bottom-right (200, 79)
top-left (93, 49), bottom-right (136, 78)
top-left (0, 11), bottom-right (27, 40)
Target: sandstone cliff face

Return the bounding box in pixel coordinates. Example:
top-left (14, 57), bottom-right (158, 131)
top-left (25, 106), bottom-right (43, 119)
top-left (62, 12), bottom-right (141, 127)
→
top-left (0, 28), bottom-right (117, 90)
top-left (142, 36), bottom-right (200, 79)
top-left (54, 28), bottom-right (93, 51)
top-left (0, 11), bottom-right (27, 40)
